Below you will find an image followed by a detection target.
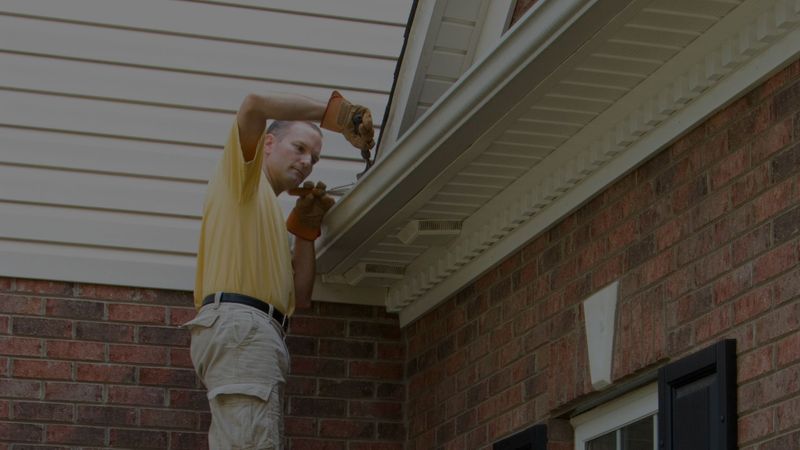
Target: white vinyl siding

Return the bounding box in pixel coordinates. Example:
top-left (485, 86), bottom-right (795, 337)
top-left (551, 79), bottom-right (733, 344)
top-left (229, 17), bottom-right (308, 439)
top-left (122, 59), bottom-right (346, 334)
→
top-left (0, 0), bottom-right (407, 291)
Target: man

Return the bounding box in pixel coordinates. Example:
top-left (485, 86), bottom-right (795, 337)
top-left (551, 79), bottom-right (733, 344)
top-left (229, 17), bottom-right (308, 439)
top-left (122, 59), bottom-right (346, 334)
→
top-left (183, 91), bottom-right (374, 449)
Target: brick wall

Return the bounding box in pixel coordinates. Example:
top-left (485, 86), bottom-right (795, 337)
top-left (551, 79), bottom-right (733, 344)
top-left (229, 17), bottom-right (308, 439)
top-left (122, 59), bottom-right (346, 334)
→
top-left (0, 277), bottom-right (405, 449)
top-left (404, 59), bottom-right (800, 450)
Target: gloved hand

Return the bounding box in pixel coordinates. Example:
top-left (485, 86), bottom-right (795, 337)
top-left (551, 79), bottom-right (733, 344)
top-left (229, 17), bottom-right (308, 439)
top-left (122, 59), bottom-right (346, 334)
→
top-left (286, 181), bottom-right (336, 241)
top-left (321, 91), bottom-right (375, 151)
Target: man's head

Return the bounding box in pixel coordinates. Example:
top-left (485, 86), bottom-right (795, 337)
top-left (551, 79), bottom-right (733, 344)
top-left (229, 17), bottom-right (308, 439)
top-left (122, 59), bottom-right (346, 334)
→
top-left (263, 120), bottom-right (323, 194)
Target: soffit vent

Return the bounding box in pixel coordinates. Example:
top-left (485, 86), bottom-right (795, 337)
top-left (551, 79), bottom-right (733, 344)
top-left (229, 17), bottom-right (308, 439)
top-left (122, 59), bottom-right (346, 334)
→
top-left (397, 219), bottom-right (462, 245)
top-left (344, 263), bottom-right (406, 286)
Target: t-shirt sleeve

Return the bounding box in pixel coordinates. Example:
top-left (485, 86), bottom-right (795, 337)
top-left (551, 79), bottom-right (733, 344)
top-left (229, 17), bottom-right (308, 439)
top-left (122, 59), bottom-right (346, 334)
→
top-left (218, 119), bottom-right (265, 202)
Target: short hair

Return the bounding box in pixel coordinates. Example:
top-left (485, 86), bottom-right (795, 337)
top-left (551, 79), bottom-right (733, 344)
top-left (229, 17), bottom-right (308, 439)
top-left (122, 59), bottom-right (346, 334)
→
top-left (266, 120), bottom-right (323, 141)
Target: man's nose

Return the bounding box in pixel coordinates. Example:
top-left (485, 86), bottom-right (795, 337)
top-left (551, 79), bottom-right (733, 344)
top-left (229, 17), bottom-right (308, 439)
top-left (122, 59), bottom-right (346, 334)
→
top-left (299, 153), bottom-right (312, 167)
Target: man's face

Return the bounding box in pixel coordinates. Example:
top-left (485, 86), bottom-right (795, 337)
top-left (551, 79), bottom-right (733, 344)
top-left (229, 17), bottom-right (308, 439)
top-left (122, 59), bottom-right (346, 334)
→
top-left (263, 122), bottom-right (322, 194)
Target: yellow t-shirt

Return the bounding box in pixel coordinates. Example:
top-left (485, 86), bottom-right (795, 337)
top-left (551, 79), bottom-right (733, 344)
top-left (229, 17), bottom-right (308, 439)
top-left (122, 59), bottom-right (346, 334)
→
top-left (193, 120), bottom-right (295, 315)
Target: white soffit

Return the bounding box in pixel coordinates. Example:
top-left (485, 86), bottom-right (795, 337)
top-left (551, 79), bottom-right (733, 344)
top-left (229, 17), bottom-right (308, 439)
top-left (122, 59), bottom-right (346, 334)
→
top-left (317, 0), bottom-right (800, 324)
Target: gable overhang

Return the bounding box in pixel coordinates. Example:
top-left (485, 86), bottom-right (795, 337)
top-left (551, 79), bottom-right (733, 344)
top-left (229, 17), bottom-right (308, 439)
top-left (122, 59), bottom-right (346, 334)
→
top-left (314, 0), bottom-right (800, 325)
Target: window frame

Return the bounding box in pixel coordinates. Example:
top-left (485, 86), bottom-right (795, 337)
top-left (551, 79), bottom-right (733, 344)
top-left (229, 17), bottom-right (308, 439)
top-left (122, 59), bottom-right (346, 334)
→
top-left (571, 383), bottom-right (658, 450)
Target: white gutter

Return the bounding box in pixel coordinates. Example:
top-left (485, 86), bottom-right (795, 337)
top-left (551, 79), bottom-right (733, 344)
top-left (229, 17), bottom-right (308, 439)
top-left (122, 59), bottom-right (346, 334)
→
top-left (316, 0), bottom-right (634, 273)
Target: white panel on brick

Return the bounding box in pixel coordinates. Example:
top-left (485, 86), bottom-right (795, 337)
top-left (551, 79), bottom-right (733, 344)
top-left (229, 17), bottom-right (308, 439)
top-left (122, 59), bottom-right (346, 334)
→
top-left (0, 165), bottom-right (205, 217)
top-left (0, 202), bottom-right (198, 255)
top-left (0, 240), bottom-right (195, 291)
top-left (0, 15), bottom-right (394, 92)
top-left (0, 0), bottom-right (405, 58)
top-left (187, 0), bottom-right (412, 25)
top-left (0, 53), bottom-right (389, 127)
top-left (0, 90), bottom-right (370, 162)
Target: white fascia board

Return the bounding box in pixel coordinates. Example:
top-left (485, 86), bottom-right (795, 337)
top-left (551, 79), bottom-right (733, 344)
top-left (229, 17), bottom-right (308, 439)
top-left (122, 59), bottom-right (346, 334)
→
top-left (398, 18), bottom-right (800, 326)
top-left (317, 0), bottom-right (629, 273)
top-left (377, 0), bottom-right (438, 152)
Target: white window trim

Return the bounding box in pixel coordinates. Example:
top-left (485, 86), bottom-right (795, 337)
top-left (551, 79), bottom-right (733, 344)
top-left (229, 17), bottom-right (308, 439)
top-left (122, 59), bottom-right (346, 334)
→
top-left (571, 383), bottom-right (658, 450)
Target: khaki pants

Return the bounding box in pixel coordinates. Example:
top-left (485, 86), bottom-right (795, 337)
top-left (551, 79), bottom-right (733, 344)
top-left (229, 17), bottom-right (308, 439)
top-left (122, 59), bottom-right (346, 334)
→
top-left (184, 301), bottom-right (290, 450)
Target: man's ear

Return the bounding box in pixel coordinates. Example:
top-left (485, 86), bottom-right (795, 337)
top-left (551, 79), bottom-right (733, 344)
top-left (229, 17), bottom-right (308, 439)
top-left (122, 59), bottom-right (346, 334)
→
top-left (263, 133), bottom-right (275, 156)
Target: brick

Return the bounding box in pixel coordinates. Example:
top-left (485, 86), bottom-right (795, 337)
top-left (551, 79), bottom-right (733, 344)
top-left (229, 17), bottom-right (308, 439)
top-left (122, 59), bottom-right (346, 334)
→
top-left (108, 304), bottom-right (165, 324)
top-left (290, 398), bottom-right (346, 417)
top-left (169, 389), bottom-right (207, 410)
top-left (773, 206), bottom-right (800, 244)
top-left (776, 396), bottom-right (800, 431)
top-left (733, 224), bottom-right (771, 266)
top-left (351, 321), bottom-right (402, 340)
top-left (13, 359), bottom-right (72, 380)
top-left (45, 382), bottom-right (103, 403)
top-left (713, 264), bottom-right (752, 304)
top-left (170, 347), bottom-right (192, 368)
top-left (109, 344), bottom-right (169, 365)
top-left (756, 302), bottom-right (800, 343)
top-left (695, 306), bottom-right (733, 344)
top-left (0, 379), bottom-right (41, 398)
top-left (13, 317), bottom-right (72, 338)
top-left (753, 242), bottom-right (797, 284)
top-left (350, 401), bottom-right (403, 420)
top-left (319, 419), bottom-right (375, 439)
top-left (733, 163), bottom-right (770, 206)
top-left (286, 336), bottom-right (317, 356)
top-left (538, 244), bottom-right (563, 273)
top-left (75, 283), bottom-right (138, 301)
top-left (76, 363), bottom-right (136, 384)
top-left (317, 302), bottom-right (376, 318)
top-left (46, 340), bottom-right (105, 361)
top-left (695, 247), bottom-right (731, 285)
top-left (140, 408), bottom-right (197, 429)
top-left (729, 102), bottom-right (774, 151)
top-left (738, 346), bottom-right (774, 383)
top-left (752, 117), bottom-right (793, 162)
top-left (350, 361), bottom-right (404, 380)
top-left (291, 357), bottom-right (346, 377)
top-left (777, 333), bottom-right (800, 367)
top-left (45, 298), bottom-right (104, 320)
top-left (14, 401), bottom-right (73, 422)
top-left (761, 365), bottom-right (800, 405)
top-left (169, 432), bottom-right (208, 450)
top-left (139, 326), bottom-right (190, 346)
top-left (757, 430), bottom-right (800, 450)
top-left (110, 428), bottom-right (168, 449)
top-left (377, 342), bottom-right (405, 361)
top-left (46, 425), bottom-right (105, 445)
top-left (109, 386), bottom-right (165, 406)
top-left (289, 317), bottom-right (347, 337)
top-left (290, 439), bottom-right (346, 450)
top-left (671, 175), bottom-right (709, 213)
top-left (169, 307), bottom-right (197, 327)
top-left (0, 336), bottom-right (43, 356)
top-left (754, 178), bottom-right (795, 223)
top-left (77, 405), bottom-right (137, 426)
top-left (285, 417), bottom-right (316, 436)
top-left (139, 288), bottom-right (193, 307)
top-left (0, 423), bottom-right (43, 442)
top-left (75, 321), bottom-right (134, 343)
top-left (738, 409), bottom-right (775, 445)
top-left (15, 279), bottom-right (72, 296)
top-left (710, 148), bottom-right (750, 190)
top-left (0, 294), bottom-right (42, 315)
top-left (691, 187), bottom-right (731, 231)
top-left (771, 142), bottom-right (800, 183)
top-left (319, 339), bottom-right (375, 359)
top-left (139, 368), bottom-right (197, 388)
top-left (318, 379), bottom-right (374, 398)
top-left (733, 285), bottom-right (773, 325)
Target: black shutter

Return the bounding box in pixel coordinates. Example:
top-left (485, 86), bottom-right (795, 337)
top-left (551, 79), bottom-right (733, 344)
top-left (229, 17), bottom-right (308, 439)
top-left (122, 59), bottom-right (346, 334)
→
top-left (658, 339), bottom-right (736, 450)
top-left (493, 424), bottom-right (547, 450)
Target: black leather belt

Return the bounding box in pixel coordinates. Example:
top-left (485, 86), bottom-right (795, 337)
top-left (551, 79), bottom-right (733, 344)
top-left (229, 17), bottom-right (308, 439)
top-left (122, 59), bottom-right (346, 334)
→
top-left (202, 293), bottom-right (288, 331)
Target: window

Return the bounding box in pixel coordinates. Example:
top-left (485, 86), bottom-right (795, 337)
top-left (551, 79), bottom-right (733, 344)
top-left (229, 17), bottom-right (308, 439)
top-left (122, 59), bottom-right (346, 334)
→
top-left (572, 384), bottom-right (658, 450)
top-left (573, 339), bottom-right (737, 450)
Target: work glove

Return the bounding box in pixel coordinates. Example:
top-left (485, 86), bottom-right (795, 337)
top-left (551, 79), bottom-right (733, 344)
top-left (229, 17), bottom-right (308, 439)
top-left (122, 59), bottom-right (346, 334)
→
top-left (321, 91), bottom-right (376, 151)
top-left (286, 181), bottom-right (335, 241)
